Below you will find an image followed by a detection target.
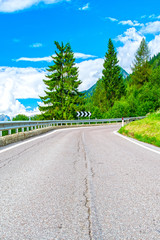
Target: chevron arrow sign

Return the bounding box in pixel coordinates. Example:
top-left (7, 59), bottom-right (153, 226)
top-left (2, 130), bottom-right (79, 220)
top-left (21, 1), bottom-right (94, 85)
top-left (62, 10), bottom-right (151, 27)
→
top-left (77, 111), bottom-right (92, 117)
top-left (80, 111), bottom-right (84, 117)
top-left (77, 111), bottom-right (80, 117)
top-left (88, 112), bottom-right (91, 117)
top-left (84, 111), bottom-right (88, 117)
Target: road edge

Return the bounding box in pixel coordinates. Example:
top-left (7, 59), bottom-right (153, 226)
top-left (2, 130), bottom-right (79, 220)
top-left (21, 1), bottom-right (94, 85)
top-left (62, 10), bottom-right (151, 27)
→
top-left (114, 130), bottom-right (160, 155)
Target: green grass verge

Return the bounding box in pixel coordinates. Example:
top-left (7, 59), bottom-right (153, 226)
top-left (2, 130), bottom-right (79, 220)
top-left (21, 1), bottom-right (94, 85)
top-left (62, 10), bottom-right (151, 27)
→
top-left (119, 112), bottom-right (160, 147)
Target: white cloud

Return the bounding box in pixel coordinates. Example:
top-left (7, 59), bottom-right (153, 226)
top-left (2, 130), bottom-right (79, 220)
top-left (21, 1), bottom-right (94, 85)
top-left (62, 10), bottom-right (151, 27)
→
top-left (116, 27), bottom-right (143, 44)
top-left (117, 28), bottom-right (143, 73)
top-left (149, 14), bottom-right (156, 19)
top-left (116, 25), bottom-right (160, 73)
top-left (141, 21), bottom-right (160, 34)
top-left (106, 17), bottom-right (143, 27)
top-left (0, 67), bottom-right (46, 117)
top-left (15, 56), bottom-right (53, 62)
top-left (30, 43), bottom-right (43, 48)
top-left (0, 0), bottom-right (69, 13)
top-left (119, 20), bottom-right (144, 27)
top-left (77, 58), bottom-right (104, 91)
top-left (141, 14), bottom-right (160, 20)
top-left (0, 67), bottom-right (46, 99)
top-left (0, 59), bottom-right (104, 116)
top-left (15, 52), bottom-right (96, 62)
top-left (74, 52), bottom-right (97, 59)
top-left (106, 17), bottom-right (118, 22)
top-left (148, 34), bottom-right (160, 56)
top-left (79, 3), bottom-right (89, 11)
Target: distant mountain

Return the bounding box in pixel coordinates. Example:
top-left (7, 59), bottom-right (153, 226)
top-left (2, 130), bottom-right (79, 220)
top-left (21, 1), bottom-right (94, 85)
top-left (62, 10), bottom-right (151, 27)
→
top-left (121, 68), bottom-right (129, 79)
top-left (0, 114), bottom-right (10, 121)
top-left (83, 67), bottom-right (129, 97)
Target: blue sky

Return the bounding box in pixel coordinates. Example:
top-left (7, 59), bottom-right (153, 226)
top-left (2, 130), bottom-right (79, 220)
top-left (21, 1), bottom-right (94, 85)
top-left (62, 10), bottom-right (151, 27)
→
top-left (1, 0), bottom-right (160, 117)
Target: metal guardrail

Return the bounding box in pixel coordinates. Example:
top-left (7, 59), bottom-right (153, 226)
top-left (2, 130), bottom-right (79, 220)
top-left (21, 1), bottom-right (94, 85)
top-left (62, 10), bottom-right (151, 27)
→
top-left (0, 116), bottom-right (146, 137)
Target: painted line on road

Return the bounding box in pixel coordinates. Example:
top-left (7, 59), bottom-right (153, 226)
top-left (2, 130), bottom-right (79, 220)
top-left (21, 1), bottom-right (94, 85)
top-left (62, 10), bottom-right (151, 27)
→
top-left (114, 131), bottom-right (160, 155)
top-left (0, 126), bottom-right (102, 154)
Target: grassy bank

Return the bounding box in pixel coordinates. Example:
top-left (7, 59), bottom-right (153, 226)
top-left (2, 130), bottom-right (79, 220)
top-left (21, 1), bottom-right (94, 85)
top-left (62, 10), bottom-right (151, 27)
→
top-left (119, 112), bottom-right (160, 147)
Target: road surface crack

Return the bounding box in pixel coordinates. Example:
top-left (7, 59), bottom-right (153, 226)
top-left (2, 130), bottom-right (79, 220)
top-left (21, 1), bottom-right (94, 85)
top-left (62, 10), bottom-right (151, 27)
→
top-left (82, 132), bottom-right (103, 240)
top-left (83, 177), bottom-right (92, 240)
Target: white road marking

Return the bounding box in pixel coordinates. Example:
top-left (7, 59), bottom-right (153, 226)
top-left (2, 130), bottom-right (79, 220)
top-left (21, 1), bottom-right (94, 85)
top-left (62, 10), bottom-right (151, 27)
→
top-left (114, 130), bottom-right (160, 155)
top-left (0, 126), bottom-right (101, 154)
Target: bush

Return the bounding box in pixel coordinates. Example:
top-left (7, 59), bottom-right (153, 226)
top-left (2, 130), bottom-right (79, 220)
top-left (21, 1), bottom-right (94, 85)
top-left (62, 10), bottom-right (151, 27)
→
top-left (12, 114), bottom-right (29, 121)
top-left (104, 100), bottom-right (130, 118)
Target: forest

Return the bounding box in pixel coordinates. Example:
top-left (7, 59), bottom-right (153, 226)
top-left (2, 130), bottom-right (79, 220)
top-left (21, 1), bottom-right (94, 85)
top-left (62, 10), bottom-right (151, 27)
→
top-left (85, 38), bottom-right (160, 119)
top-left (13, 38), bottom-right (160, 121)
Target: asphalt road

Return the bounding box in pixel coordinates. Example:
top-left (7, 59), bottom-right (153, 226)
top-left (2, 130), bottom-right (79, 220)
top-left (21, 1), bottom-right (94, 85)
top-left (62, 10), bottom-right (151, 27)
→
top-left (0, 125), bottom-right (160, 240)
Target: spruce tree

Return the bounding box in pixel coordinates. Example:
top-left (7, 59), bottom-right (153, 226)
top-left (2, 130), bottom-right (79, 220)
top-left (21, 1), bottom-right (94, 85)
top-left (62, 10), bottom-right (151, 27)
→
top-left (131, 38), bottom-right (151, 87)
top-left (39, 41), bottom-right (83, 120)
top-left (102, 39), bottom-right (125, 108)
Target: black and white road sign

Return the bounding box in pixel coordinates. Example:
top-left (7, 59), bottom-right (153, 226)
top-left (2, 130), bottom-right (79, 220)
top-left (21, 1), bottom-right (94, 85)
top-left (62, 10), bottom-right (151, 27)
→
top-left (84, 111), bottom-right (88, 117)
top-left (88, 112), bottom-right (91, 117)
top-left (80, 111), bottom-right (84, 117)
top-left (77, 111), bottom-right (80, 117)
top-left (77, 111), bottom-right (92, 117)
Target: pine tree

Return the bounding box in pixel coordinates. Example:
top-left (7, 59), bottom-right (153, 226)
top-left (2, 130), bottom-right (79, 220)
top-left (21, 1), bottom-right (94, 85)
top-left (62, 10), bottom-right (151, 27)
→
top-left (102, 39), bottom-right (125, 108)
top-left (131, 38), bottom-right (151, 87)
top-left (39, 41), bottom-right (83, 120)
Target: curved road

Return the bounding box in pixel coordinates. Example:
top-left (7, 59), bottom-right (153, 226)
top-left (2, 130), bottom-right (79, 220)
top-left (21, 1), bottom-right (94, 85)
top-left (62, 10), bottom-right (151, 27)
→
top-left (0, 125), bottom-right (160, 239)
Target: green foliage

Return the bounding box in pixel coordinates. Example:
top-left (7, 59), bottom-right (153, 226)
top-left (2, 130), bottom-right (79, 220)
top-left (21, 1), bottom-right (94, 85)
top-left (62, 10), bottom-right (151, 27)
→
top-left (104, 99), bottom-right (130, 118)
top-left (88, 38), bottom-right (160, 119)
top-left (149, 52), bottom-right (160, 69)
top-left (30, 114), bottom-right (44, 120)
top-left (149, 66), bottom-right (160, 86)
top-left (131, 38), bottom-right (151, 87)
top-left (12, 114), bottom-right (29, 121)
top-left (102, 39), bottom-right (125, 108)
top-left (39, 41), bottom-right (84, 120)
top-left (37, 38), bottom-right (160, 121)
top-left (92, 79), bottom-right (107, 113)
top-left (88, 39), bottom-right (126, 119)
top-left (119, 111), bottom-right (160, 147)
top-left (147, 112), bottom-right (160, 120)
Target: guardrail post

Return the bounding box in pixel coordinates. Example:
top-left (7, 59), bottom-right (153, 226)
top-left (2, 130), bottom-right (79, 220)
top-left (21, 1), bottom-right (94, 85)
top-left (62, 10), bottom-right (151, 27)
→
top-left (31, 126), bottom-right (33, 131)
top-left (0, 131), bottom-right (2, 137)
top-left (16, 128), bottom-right (18, 133)
top-left (8, 129), bottom-right (11, 135)
top-left (22, 128), bottom-right (24, 132)
top-left (122, 117), bottom-right (124, 127)
top-left (27, 127), bottom-right (29, 131)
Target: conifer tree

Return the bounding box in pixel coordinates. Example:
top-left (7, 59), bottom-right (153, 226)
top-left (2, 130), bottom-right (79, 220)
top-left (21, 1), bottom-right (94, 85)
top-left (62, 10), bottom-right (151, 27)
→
top-left (131, 38), bottom-right (151, 87)
top-left (39, 41), bottom-right (83, 120)
top-left (102, 39), bottom-right (125, 108)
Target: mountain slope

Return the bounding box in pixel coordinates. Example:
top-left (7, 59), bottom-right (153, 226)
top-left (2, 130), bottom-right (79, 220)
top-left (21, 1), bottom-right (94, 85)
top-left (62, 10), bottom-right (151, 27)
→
top-left (83, 67), bottom-right (129, 97)
top-left (0, 114), bottom-right (10, 121)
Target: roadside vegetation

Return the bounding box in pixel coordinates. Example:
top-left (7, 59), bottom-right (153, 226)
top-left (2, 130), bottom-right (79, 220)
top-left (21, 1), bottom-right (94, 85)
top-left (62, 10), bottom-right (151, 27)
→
top-left (119, 111), bottom-right (160, 147)
top-left (10, 38), bottom-right (160, 121)
top-left (2, 38), bottom-right (160, 143)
